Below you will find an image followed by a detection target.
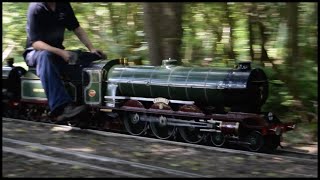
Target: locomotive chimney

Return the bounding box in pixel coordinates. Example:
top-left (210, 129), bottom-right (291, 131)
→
top-left (237, 61), bottom-right (251, 71)
top-left (124, 58), bottom-right (129, 66)
top-left (162, 58), bottom-right (178, 67)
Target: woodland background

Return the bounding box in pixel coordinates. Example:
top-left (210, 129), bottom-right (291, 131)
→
top-left (2, 2), bottom-right (318, 143)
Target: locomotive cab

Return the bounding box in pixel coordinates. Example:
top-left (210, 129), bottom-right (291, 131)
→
top-left (20, 65), bottom-right (80, 104)
top-left (19, 50), bottom-right (104, 105)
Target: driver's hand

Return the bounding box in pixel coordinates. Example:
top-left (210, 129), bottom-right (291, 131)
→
top-left (60, 50), bottom-right (73, 62)
top-left (90, 49), bottom-right (107, 59)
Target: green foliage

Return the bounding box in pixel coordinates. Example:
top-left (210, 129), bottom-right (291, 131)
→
top-left (2, 3), bottom-right (29, 58)
top-left (292, 60), bottom-right (318, 111)
top-left (283, 121), bottom-right (318, 143)
top-left (262, 67), bottom-right (290, 114)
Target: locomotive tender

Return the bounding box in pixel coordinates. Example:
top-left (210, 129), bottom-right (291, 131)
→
top-left (2, 51), bottom-right (295, 152)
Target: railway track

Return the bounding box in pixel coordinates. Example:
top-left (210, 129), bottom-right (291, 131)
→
top-left (3, 117), bottom-right (317, 163)
top-left (3, 146), bottom-right (146, 178)
top-left (3, 117), bottom-right (318, 177)
top-left (3, 138), bottom-right (206, 177)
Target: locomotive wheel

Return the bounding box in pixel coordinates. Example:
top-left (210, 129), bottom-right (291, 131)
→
top-left (210, 132), bottom-right (226, 147)
top-left (150, 115), bottom-right (175, 140)
top-left (123, 112), bottom-right (147, 136)
top-left (246, 131), bottom-right (264, 152)
top-left (178, 120), bottom-right (205, 144)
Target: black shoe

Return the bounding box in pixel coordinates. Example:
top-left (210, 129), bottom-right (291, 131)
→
top-left (56, 104), bottom-right (87, 122)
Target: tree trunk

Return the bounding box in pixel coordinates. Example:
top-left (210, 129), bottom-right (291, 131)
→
top-left (285, 2), bottom-right (301, 104)
top-left (143, 3), bottom-right (163, 65)
top-left (286, 2), bottom-right (299, 69)
top-left (248, 16), bottom-right (255, 61)
top-left (247, 4), bottom-right (255, 61)
top-left (314, 3), bottom-right (318, 64)
top-left (161, 3), bottom-right (183, 63)
top-left (258, 21), bottom-right (270, 63)
top-left (183, 4), bottom-right (194, 62)
top-left (143, 3), bottom-right (183, 66)
top-left (224, 3), bottom-right (236, 60)
top-left (108, 3), bottom-right (119, 40)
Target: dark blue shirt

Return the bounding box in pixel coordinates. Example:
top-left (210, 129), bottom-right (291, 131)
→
top-left (25, 2), bottom-right (80, 49)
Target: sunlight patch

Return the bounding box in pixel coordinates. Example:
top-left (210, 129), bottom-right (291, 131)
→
top-left (51, 126), bottom-right (73, 132)
top-left (67, 147), bottom-right (95, 152)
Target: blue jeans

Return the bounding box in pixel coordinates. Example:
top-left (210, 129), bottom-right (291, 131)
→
top-left (25, 50), bottom-right (72, 112)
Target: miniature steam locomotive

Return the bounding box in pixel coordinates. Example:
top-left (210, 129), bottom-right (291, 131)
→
top-left (2, 50), bottom-right (295, 152)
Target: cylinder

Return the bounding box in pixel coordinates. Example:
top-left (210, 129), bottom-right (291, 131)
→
top-left (220, 122), bottom-right (240, 135)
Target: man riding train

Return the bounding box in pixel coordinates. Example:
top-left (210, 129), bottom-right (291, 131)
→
top-left (23, 2), bottom-right (106, 123)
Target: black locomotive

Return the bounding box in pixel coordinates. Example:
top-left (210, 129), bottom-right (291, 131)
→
top-left (2, 50), bottom-right (295, 152)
